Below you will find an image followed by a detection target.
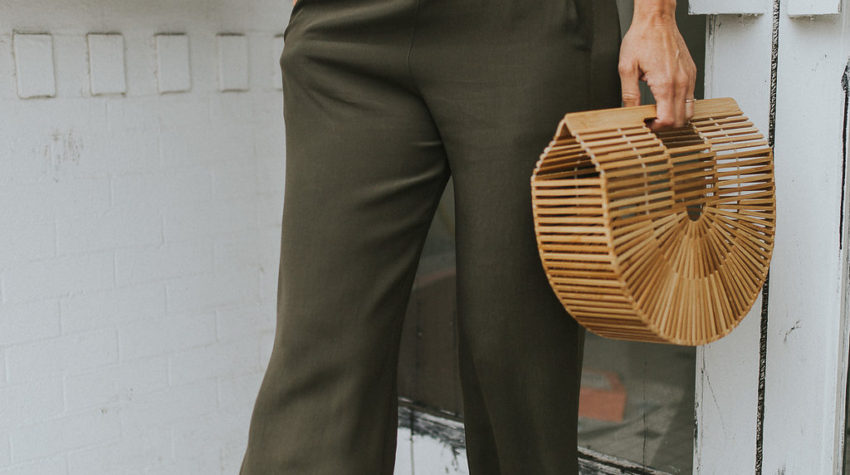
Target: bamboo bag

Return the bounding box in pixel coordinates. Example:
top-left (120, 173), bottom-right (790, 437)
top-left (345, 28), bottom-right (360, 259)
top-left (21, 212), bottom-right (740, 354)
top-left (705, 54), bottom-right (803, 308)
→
top-left (531, 97), bottom-right (775, 346)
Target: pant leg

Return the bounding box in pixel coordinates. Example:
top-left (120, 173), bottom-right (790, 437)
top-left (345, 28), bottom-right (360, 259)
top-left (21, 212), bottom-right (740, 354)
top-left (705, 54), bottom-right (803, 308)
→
top-left (410, 0), bottom-right (622, 473)
top-left (239, 2), bottom-right (449, 473)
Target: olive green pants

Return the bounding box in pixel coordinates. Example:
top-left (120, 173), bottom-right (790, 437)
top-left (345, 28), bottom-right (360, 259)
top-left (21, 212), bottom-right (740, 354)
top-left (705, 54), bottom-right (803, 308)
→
top-left (240, 0), bottom-right (621, 473)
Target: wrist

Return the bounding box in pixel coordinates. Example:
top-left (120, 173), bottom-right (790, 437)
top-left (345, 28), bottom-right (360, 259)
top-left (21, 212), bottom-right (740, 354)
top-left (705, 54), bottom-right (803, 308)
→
top-left (632, 0), bottom-right (676, 25)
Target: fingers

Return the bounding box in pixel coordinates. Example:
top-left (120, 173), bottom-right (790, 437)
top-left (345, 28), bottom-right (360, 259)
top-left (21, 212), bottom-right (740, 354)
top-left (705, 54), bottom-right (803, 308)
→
top-left (618, 59), bottom-right (642, 108)
top-left (650, 61), bottom-right (696, 131)
top-left (650, 85), bottom-right (676, 131)
top-left (685, 97), bottom-right (695, 122)
top-left (672, 71), bottom-right (688, 127)
top-left (684, 63), bottom-right (697, 122)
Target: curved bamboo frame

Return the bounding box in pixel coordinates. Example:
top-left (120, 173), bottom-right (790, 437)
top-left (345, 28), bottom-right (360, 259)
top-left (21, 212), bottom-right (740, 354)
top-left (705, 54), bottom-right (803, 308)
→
top-left (531, 97), bottom-right (775, 346)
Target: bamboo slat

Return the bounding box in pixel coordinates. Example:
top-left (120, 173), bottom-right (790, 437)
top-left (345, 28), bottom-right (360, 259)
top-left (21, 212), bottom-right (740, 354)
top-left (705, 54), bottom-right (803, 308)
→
top-left (530, 97), bottom-right (775, 346)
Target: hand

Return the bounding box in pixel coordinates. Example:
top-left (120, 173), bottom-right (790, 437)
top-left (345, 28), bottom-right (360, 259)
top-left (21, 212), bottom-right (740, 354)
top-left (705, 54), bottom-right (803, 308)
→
top-left (618, 4), bottom-right (697, 131)
top-left (293, 0), bottom-right (297, 5)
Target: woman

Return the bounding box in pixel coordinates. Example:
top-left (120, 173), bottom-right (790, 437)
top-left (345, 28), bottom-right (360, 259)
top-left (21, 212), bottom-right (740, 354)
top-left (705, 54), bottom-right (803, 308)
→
top-left (240, 0), bottom-right (696, 473)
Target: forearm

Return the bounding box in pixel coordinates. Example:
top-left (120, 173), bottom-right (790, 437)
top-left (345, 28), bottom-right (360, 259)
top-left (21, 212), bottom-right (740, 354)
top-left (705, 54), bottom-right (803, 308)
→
top-left (632, 0), bottom-right (676, 24)
top-left (621, 0), bottom-right (695, 128)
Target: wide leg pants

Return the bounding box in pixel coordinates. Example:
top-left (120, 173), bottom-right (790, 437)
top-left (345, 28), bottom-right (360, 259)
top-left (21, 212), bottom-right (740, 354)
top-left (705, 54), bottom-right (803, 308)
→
top-left (240, 0), bottom-right (622, 473)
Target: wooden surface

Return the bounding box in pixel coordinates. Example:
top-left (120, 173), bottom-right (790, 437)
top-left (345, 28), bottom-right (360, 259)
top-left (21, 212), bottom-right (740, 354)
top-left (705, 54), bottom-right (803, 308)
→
top-left (688, 0), bottom-right (769, 15)
top-left (694, 13), bottom-right (774, 474)
top-left (762, 4), bottom-right (850, 472)
top-left (787, 0), bottom-right (840, 16)
top-left (531, 97), bottom-right (776, 346)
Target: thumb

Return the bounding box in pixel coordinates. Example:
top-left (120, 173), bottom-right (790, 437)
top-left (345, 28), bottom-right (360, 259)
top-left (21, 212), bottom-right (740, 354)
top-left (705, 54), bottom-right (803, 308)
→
top-left (619, 61), bottom-right (641, 108)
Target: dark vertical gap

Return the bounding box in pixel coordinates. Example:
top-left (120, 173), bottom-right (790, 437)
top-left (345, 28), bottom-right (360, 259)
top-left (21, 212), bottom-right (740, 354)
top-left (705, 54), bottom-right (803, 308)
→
top-left (840, 59), bottom-right (850, 475)
top-left (756, 1), bottom-right (781, 473)
top-left (839, 61), bottom-right (849, 249)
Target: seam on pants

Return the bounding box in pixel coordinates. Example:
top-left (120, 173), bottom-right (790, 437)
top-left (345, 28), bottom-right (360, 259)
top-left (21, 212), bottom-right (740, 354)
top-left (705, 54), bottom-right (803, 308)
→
top-left (406, 0), bottom-right (422, 94)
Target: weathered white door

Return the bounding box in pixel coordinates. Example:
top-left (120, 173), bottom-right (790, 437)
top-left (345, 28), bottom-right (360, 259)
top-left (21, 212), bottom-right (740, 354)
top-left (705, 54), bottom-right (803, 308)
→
top-left (691, 0), bottom-right (850, 472)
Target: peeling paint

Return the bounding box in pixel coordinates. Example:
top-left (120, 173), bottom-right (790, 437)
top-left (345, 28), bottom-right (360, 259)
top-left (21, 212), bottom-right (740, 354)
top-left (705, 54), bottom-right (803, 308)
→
top-left (783, 320), bottom-right (801, 342)
top-left (45, 128), bottom-right (83, 181)
top-left (840, 58), bottom-right (850, 249)
top-left (756, 1), bottom-right (782, 473)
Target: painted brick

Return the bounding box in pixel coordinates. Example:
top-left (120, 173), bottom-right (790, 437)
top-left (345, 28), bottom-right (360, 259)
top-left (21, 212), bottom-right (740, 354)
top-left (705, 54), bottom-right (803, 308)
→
top-left (63, 356), bottom-right (169, 411)
top-left (220, 439), bottom-right (249, 475)
top-left (0, 137), bottom-right (13, 188)
top-left (2, 251), bottom-right (114, 304)
top-left (257, 194), bottom-right (284, 228)
top-left (217, 372), bottom-right (263, 418)
top-left (217, 34), bottom-right (249, 92)
top-left (56, 205), bottom-right (162, 255)
top-left (168, 336), bottom-right (259, 386)
top-left (258, 330), bottom-right (275, 368)
top-left (143, 447), bottom-right (221, 475)
top-left (0, 454), bottom-right (66, 475)
top-left (253, 126), bottom-right (285, 167)
top-left (211, 158), bottom-right (258, 199)
top-left (10, 408), bottom-right (121, 463)
top-left (0, 177), bottom-right (110, 226)
top-left (121, 30), bottom-right (158, 97)
top-left (0, 35), bottom-right (16, 100)
top-left (210, 91), bottom-right (279, 125)
top-left (0, 433), bottom-right (9, 467)
top-left (256, 228), bottom-right (281, 272)
top-left (115, 240), bottom-right (213, 286)
top-left (272, 34), bottom-right (284, 90)
top-left (5, 328), bottom-right (118, 383)
top-left (14, 126), bottom-right (90, 182)
top-left (90, 129), bottom-right (161, 173)
top-left (111, 169), bottom-right (211, 209)
top-left (258, 254), bottom-right (279, 309)
top-left (2, 130), bottom-right (67, 184)
top-left (0, 220), bottom-right (55, 267)
top-left (213, 232), bottom-right (262, 273)
top-left (154, 96), bottom-right (209, 130)
top-left (0, 2), bottom-right (304, 471)
top-left (0, 377), bottom-right (64, 430)
top-left (66, 427), bottom-right (172, 475)
top-left (205, 0), bottom-right (288, 30)
top-left (87, 33), bottom-right (126, 95)
top-left (259, 230), bottom-right (281, 304)
top-left (13, 33), bottom-right (55, 99)
top-left (118, 312), bottom-right (216, 361)
top-left (5, 97), bottom-right (108, 132)
top-left (60, 282), bottom-right (166, 334)
top-left (171, 410), bottom-right (245, 460)
top-left (53, 33), bottom-right (88, 99)
top-left (119, 379), bottom-right (218, 436)
top-left (158, 124), bottom-right (218, 169)
top-left (0, 300), bottom-right (60, 347)
top-left (165, 268), bottom-right (259, 314)
top-left (155, 34), bottom-right (191, 93)
top-left (216, 301), bottom-right (276, 341)
top-left (163, 198), bottom-right (257, 242)
top-left (105, 99), bottom-right (161, 133)
top-left (159, 123), bottom-right (255, 168)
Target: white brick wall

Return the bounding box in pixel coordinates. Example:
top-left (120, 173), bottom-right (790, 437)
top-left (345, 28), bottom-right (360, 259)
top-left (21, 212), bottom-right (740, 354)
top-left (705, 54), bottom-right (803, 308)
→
top-left (1, 2), bottom-right (476, 473)
top-left (0, 1), bottom-right (286, 473)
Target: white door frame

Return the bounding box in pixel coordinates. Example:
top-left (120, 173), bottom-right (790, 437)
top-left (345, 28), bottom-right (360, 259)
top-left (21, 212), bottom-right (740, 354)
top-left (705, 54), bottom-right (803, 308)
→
top-left (691, 0), bottom-right (850, 472)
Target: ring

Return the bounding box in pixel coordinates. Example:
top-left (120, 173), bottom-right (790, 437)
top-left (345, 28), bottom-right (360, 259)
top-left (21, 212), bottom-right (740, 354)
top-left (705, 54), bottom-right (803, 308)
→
top-left (685, 98), bottom-right (695, 103)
